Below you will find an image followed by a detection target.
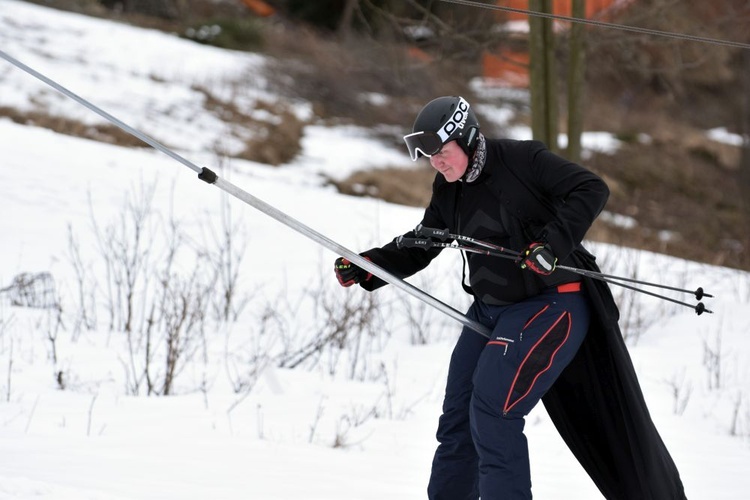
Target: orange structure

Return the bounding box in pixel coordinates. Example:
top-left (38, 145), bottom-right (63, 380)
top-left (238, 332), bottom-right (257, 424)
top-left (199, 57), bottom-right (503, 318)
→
top-left (241, 0), bottom-right (275, 17)
top-left (482, 0), bottom-right (634, 86)
top-left (498, 0), bottom-right (630, 21)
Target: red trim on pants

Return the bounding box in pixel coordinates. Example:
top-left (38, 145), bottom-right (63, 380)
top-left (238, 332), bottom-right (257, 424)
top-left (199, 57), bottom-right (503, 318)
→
top-left (503, 311), bottom-right (572, 415)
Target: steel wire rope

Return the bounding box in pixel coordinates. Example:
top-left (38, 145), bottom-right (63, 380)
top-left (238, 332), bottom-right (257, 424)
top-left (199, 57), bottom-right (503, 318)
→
top-left (438, 0), bottom-right (750, 50)
top-left (0, 48), bottom-right (492, 338)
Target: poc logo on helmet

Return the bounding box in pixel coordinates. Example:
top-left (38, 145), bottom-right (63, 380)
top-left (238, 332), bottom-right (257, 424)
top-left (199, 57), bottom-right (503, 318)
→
top-left (438, 97), bottom-right (470, 142)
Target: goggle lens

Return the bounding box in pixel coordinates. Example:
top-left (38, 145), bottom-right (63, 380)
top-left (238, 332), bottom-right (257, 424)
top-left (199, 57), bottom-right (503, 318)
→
top-left (403, 131), bottom-right (443, 161)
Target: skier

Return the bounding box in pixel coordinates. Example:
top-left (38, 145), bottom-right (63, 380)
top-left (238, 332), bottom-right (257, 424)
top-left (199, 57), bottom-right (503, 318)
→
top-left (334, 96), bottom-right (686, 499)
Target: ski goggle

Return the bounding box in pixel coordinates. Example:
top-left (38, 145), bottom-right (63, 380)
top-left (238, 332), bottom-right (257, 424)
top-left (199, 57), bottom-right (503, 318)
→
top-left (403, 131), bottom-right (444, 161)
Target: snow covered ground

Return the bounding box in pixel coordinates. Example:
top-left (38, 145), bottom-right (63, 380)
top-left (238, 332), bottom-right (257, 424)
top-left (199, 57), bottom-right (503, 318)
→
top-left (1, 1), bottom-right (749, 498)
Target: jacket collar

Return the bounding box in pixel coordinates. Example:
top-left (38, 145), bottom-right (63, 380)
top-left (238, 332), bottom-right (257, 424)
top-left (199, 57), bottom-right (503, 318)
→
top-left (463, 133), bottom-right (486, 183)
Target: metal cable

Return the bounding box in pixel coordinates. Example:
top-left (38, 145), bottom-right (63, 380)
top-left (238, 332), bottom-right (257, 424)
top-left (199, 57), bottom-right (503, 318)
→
top-left (439, 0), bottom-right (750, 50)
top-left (0, 48), bottom-right (492, 339)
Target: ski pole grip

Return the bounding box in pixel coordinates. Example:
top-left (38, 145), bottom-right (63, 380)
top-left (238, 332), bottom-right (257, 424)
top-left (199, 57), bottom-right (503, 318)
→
top-left (397, 236), bottom-right (434, 250)
top-left (415, 224), bottom-right (450, 240)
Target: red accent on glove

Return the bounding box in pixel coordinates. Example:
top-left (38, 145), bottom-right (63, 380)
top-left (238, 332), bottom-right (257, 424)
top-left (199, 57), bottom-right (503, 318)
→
top-left (520, 243), bottom-right (557, 276)
top-left (334, 257), bottom-right (372, 287)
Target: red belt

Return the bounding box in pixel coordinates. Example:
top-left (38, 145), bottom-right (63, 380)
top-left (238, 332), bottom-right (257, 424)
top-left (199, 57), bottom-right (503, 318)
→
top-left (557, 282), bottom-right (582, 293)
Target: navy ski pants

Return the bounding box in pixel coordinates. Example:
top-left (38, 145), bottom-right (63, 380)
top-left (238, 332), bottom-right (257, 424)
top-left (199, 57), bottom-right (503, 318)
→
top-left (427, 284), bottom-right (590, 500)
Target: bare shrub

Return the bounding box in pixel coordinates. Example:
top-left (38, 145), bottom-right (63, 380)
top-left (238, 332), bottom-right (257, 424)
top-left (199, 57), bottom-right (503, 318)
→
top-left (0, 273), bottom-right (59, 310)
top-left (5, 338), bottom-right (12, 402)
top-left (664, 369), bottom-right (692, 416)
top-left (593, 246), bottom-right (661, 345)
top-left (262, 25), bottom-right (477, 127)
top-left (2, 313), bottom-right (16, 402)
top-left (74, 179), bottom-right (247, 396)
top-left (601, 253), bottom-right (702, 345)
top-left (373, 360), bottom-right (429, 421)
top-left (201, 175), bottom-right (251, 323)
top-left (224, 305), bottom-right (279, 396)
top-left (225, 264), bottom-right (388, 383)
top-left (398, 268), bottom-right (465, 345)
top-left (88, 181), bottom-right (156, 334)
top-left (41, 304), bottom-right (65, 366)
top-left (729, 391), bottom-right (744, 437)
top-left (308, 397), bottom-right (327, 444)
top-left (332, 401), bottom-right (380, 449)
top-left (67, 224), bottom-right (98, 335)
top-left (151, 268), bottom-right (210, 395)
top-left (276, 281), bottom-right (386, 381)
top-left (702, 324), bottom-right (723, 391)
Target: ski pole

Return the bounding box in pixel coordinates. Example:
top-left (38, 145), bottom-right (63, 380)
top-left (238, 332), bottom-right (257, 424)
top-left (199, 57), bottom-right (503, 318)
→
top-left (397, 236), bottom-right (519, 262)
top-left (554, 265), bottom-right (713, 300)
top-left (415, 225), bottom-right (714, 297)
top-left (407, 227), bottom-right (714, 315)
top-left (554, 266), bottom-right (713, 315)
top-left (415, 224), bottom-right (521, 256)
top-left (0, 49), bottom-right (492, 339)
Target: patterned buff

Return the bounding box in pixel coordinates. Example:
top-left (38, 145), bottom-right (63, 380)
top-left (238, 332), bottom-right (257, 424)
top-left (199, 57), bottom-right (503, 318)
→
top-left (464, 132), bottom-right (486, 183)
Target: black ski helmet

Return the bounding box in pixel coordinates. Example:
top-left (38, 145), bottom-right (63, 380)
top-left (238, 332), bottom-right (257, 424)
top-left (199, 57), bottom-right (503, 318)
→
top-left (403, 96), bottom-right (480, 161)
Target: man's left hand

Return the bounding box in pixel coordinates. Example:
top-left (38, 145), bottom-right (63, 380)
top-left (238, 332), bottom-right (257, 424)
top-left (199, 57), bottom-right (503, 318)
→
top-left (334, 257), bottom-right (372, 287)
top-left (519, 243), bottom-right (557, 276)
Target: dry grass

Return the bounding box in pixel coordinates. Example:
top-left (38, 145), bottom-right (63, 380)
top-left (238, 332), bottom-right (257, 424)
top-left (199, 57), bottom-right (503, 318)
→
top-left (583, 109), bottom-right (749, 270)
top-left (329, 166), bottom-right (435, 208)
top-left (0, 106), bottom-right (148, 148)
top-left (191, 84), bottom-right (306, 167)
top-left (261, 24), bottom-right (479, 128)
top-left (8, 1), bottom-right (750, 271)
top-left (239, 101), bottom-right (305, 166)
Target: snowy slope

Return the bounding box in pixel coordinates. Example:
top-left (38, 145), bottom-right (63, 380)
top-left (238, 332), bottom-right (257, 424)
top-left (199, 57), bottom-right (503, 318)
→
top-left (1, 1), bottom-right (749, 498)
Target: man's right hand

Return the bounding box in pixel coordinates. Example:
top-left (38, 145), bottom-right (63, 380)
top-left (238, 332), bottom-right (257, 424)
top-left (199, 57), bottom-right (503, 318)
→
top-left (334, 257), bottom-right (372, 287)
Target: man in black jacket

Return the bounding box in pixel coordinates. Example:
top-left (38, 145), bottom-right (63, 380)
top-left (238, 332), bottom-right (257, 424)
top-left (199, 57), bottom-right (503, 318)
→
top-left (334, 96), bottom-right (686, 500)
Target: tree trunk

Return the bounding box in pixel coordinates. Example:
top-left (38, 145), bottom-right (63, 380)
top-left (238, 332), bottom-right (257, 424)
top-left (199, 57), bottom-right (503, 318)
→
top-left (529, 0), bottom-right (558, 152)
top-left (741, 50), bottom-right (750, 221)
top-left (566, 0), bottom-right (586, 163)
top-left (338, 0), bottom-right (358, 39)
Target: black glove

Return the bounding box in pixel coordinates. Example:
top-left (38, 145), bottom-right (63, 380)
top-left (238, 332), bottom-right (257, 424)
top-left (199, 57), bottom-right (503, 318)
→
top-left (519, 243), bottom-right (557, 276)
top-left (334, 257), bottom-right (372, 287)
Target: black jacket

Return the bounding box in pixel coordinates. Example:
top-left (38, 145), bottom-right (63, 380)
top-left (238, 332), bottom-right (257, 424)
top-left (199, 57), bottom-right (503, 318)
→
top-left (361, 138), bottom-right (608, 301)
top-left (362, 139), bottom-right (686, 499)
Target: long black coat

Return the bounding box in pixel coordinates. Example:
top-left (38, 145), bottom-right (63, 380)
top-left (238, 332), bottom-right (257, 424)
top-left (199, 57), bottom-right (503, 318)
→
top-left (362, 139), bottom-right (686, 499)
